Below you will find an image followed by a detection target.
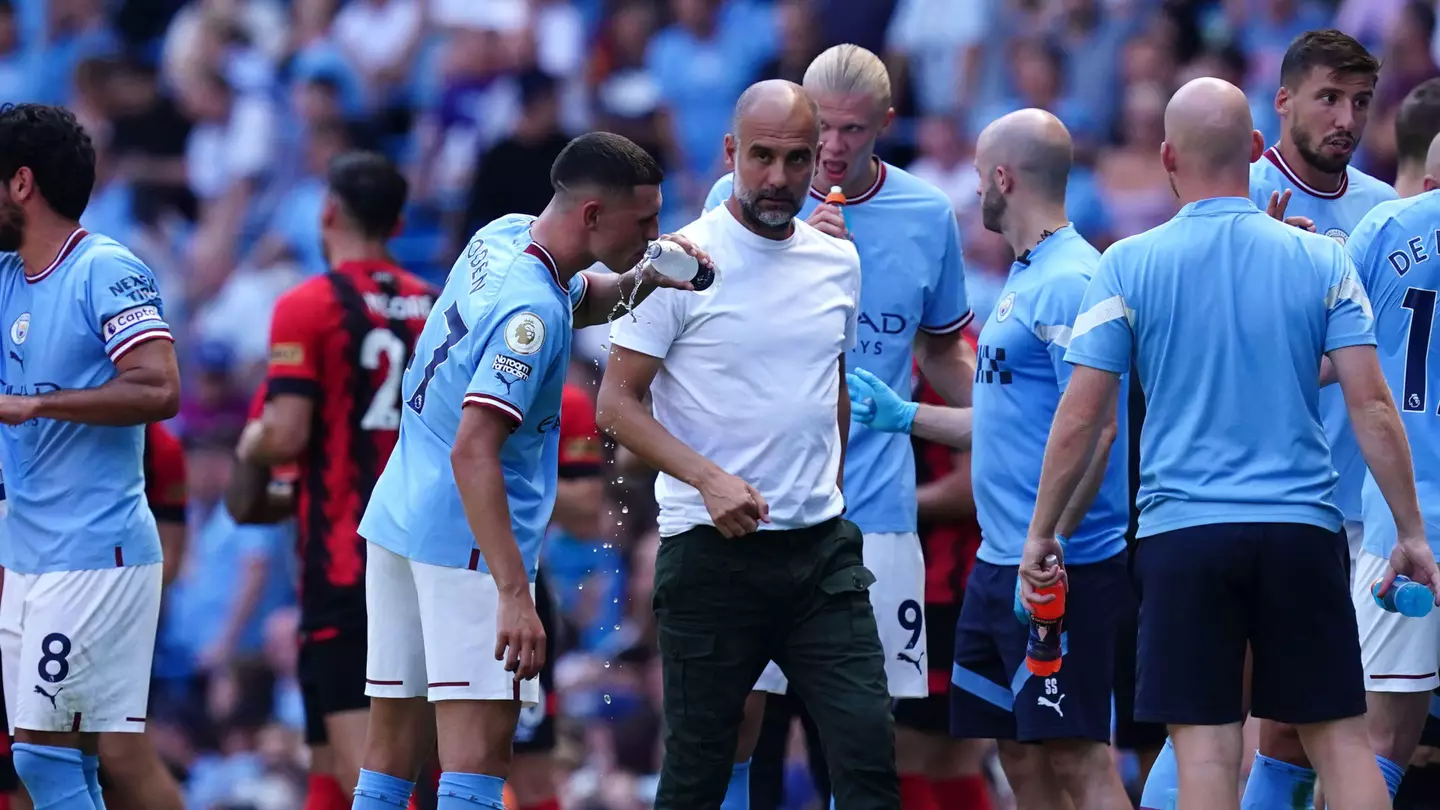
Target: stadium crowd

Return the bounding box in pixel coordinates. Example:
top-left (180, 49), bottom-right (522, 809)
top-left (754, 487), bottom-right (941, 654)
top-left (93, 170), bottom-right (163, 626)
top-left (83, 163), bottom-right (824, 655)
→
top-left (1, 0), bottom-right (1438, 808)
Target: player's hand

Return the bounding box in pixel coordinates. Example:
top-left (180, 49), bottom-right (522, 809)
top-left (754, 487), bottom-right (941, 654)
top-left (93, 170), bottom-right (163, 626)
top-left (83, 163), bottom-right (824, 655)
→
top-left (846, 368), bottom-right (918, 433)
top-left (1265, 190), bottom-right (1316, 232)
top-left (495, 588), bottom-right (547, 681)
top-left (1384, 532), bottom-right (1440, 606)
top-left (638, 233), bottom-right (718, 291)
top-left (806, 204), bottom-right (849, 240)
top-left (1017, 533), bottom-right (1067, 607)
top-left (0, 395), bottom-right (39, 426)
top-left (698, 469), bottom-right (770, 538)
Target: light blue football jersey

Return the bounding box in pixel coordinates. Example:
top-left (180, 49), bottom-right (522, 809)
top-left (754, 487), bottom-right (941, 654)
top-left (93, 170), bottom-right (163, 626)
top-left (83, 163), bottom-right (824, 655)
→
top-left (704, 160), bottom-right (972, 534)
top-left (1346, 191), bottom-right (1440, 556)
top-left (0, 229), bottom-right (171, 574)
top-left (358, 214), bottom-right (585, 576)
top-left (1250, 148), bottom-right (1397, 521)
top-left (1065, 197), bottom-right (1375, 537)
top-left (971, 226), bottom-right (1129, 565)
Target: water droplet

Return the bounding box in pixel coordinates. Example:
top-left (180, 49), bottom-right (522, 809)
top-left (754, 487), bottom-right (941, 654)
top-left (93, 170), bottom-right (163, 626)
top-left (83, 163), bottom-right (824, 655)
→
top-left (578, 584), bottom-right (584, 590)
top-left (603, 694), bottom-right (612, 704)
top-left (604, 661), bottom-right (611, 668)
top-left (616, 476), bottom-right (625, 484)
top-left (612, 597), bottom-right (619, 604)
top-left (621, 505), bottom-right (630, 514)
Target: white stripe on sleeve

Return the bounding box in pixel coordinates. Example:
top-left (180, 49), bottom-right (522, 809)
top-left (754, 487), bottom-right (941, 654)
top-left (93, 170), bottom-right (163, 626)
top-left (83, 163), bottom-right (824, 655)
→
top-left (1070, 295), bottom-right (1131, 341)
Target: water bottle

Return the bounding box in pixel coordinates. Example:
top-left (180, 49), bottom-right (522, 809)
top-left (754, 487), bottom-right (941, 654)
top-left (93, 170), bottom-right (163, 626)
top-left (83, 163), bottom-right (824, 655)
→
top-left (1025, 555), bottom-right (1066, 676)
top-left (644, 240), bottom-right (714, 291)
top-left (1372, 574), bottom-right (1434, 618)
top-left (1014, 536), bottom-right (1069, 625)
top-left (824, 185), bottom-right (848, 230)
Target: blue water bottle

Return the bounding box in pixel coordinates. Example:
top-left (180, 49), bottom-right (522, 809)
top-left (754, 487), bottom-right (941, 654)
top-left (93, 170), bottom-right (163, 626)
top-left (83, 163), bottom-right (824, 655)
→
top-left (1372, 574), bottom-right (1435, 618)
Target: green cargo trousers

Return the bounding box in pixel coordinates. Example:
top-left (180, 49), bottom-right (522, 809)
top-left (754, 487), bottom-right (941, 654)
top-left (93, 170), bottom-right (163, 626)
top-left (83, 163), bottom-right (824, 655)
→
top-left (652, 516), bottom-right (900, 809)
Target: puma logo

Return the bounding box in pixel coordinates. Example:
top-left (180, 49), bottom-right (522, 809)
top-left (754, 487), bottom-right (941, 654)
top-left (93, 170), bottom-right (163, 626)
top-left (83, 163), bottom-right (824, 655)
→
top-left (1037, 694), bottom-right (1065, 716)
top-left (494, 372), bottom-right (514, 395)
top-left (33, 685), bottom-right (61, 709)
top-left (895, 650), bottom-right (924, 675)
top-left (8, 351), bottom-right (21, 370)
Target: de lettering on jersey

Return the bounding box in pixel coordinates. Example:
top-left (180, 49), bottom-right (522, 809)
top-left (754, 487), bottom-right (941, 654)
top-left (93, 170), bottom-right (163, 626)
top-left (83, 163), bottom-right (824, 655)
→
top-left (1386, 232), bottom-right (1439, 277)
top-left (852, 311), bottom-right (909, 357)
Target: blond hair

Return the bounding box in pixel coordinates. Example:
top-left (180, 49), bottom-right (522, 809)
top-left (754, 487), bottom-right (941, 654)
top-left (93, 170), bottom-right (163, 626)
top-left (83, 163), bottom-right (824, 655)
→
top-left (802, 44), bottom-right (892, 111)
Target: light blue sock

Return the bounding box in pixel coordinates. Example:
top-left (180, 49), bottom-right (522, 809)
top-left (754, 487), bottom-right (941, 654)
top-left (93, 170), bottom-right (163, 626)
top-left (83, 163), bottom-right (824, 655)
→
top-left (11, 743), bottom-right (94, 810)
top-left (721, 760), bottom-right (751, 810)
top-left (1140, 737), bottom-right (1178, 810)
top-left (437, 771), bottom-right (505, 809)
top-left (1241, 752), bottom-right (1316, 810)
top-left (352, 768), bottom-right (414, 810)
top-left (1377, 755), bottom-right (1405, 800)
top-left (81, 755), bottom-right (104, 810)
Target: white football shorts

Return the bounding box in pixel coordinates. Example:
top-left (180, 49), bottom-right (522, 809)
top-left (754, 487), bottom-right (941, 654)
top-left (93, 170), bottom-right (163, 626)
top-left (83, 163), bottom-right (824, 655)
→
top-left (364, 542), bottom-right (540, 705)
top-left (1352, 549), bottom-right (1440, 693)
top-left (755, 531), bottom-right (928, 699)
top-left (0, 563), bottom-right (162, 733)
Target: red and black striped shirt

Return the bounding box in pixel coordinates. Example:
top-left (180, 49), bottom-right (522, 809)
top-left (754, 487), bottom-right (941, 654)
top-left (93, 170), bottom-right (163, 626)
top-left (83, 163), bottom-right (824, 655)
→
top-left (913, 333), bottom-right (982, 607)
top-left (266, 260), bottom-right (436, 638)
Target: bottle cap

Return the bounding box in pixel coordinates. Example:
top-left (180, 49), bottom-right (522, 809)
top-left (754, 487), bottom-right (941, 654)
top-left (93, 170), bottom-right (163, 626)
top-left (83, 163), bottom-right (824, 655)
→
top-left (825, 185), bottom-right (846, 205)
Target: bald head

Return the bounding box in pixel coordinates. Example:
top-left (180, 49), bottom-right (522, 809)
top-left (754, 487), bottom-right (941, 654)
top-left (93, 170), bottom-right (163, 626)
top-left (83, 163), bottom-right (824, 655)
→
top-left (976, 109), bottom-right (1073, 201)
top-left (1164, 78), bottom-right (1256, 174)
top-left (733, 79), bottom-right (820, 141)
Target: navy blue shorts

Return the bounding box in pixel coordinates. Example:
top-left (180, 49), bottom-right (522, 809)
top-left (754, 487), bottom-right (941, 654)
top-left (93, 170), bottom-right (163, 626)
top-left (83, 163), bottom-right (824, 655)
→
top-left (950, 552), bottom-right (1130, 743)
top-left (1134, 522), bottom-right (1365, 726)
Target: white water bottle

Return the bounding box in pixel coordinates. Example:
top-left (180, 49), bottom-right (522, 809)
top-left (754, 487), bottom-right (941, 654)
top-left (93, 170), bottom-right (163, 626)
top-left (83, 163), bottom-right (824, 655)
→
top-left (645, 240), bottom-right (714, 291)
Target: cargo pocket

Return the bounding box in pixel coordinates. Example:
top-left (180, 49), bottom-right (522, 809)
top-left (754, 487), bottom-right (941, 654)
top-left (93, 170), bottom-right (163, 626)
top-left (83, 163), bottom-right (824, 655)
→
top-left (658, 624), bottom-right (716, 725)
top-left (818, 564), bottom-right (880, 639)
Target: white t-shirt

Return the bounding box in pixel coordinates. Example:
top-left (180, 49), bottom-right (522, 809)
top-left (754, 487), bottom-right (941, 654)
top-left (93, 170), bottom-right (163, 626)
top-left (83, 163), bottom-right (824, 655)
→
top-left (609, 203), bottom-right (861, 537)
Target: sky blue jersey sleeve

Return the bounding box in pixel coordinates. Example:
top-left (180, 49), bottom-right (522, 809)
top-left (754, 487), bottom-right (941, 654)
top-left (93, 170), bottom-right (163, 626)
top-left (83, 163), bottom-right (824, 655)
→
top-left (1035, 271), bottom-right (1091, 392)
top-left (1323, 247), bottom-right (1378, 353)
top-left (569, 272), bottom-right (589, 312)
top-left (1346, 211), bottom-right (1403, 315)
top-left (1064, 251), bottom-right (1132, 374)
top-left (463, 301), bottom-right (566, 425)
top-left (703, 175), bottom-right (734, 213)
top-left (920, 211), bottom-right (972, 333)
top-left (87, 249), bottom-right (172, 363)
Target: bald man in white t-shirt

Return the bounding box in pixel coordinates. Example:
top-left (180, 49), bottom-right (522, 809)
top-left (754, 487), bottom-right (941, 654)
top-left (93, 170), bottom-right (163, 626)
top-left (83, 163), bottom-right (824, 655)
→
top-left (598, 80), bottom-right (899, 810)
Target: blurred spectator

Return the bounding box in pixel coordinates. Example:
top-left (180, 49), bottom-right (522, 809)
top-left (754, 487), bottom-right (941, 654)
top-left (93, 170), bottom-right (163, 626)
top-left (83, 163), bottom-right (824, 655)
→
top-left (589, 1), bottom-right (673, 173)
top-left (758, 0), bottom-right (822, 86)
top-left (107, 56), bottom-right (197, 226)
top-left (331, 0), bottom-right (422, 109)
top-left (907, 115), bottom-right (978, 218)
top-left (0, 0), bottom-right (36, 103)
top-left (457, 69), bottom-right (570, 245)
top-left (1096, 82), bottom-right (1177, 237)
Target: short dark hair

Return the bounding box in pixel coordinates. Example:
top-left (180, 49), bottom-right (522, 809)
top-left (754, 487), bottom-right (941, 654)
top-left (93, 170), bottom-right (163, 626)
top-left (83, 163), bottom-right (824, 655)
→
top-left (327, 151), bottom-right (408, 239)
top-left (0, 104), bottom-right (95, 221)
top-left (1279, 29), bottom-right (1380, 88)
top-left (1396, 78), bottom-right (1440, 166)
top-left (550, 132), bottom-right (663, 195)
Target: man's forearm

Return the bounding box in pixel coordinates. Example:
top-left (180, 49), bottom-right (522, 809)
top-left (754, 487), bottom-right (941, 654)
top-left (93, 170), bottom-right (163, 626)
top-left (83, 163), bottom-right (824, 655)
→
top-left (910, 404), bottom-right (973, 450)
top-left (1029, 394), bottom-right (1107, 541)
top-left (916, 333), bottom-right (975, 406)
top-left (1351, 399), bottom-right (1425, 536)
top-left (597, 395), bottom-right (722, 490)
top-left (575, 269), bottom-right (653, 329)
top-left (453, 449), bottom-right (531, 596)
top-left (34, 370), bottom-right (179, 425)
top-left (1054, 420), bottom-right (1117, 539)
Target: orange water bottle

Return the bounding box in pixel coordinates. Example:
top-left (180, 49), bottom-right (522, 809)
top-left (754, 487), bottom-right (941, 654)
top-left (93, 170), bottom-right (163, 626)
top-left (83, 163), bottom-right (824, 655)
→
top-left (1025, 555), bottom-right (1066, 676)
top-left (824, 185), bottom-right (846, 206)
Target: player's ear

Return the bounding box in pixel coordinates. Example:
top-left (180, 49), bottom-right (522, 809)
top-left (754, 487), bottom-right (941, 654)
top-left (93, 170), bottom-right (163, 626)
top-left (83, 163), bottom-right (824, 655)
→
top-left (1250, 129), bottom-right (1264, 163)
top-left (320, 195), bottom-right (338, 230)
top-left (1274, 85), bottom-right (1289, 117)
top-left (1159, 141), bottom-right (1177, 175)
top-left (882, 106), bottom-right (896, 134)
top-left (389, 215), bottom-right (406, 239)
top-left (723, 133), bottom-right (737, 170)
top-left (1426, 174), bottom-right (1439, 192)
top-left (581, 199), bottom-right (602, 231)
top-left (9, 166), bottom-right (32, 203)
